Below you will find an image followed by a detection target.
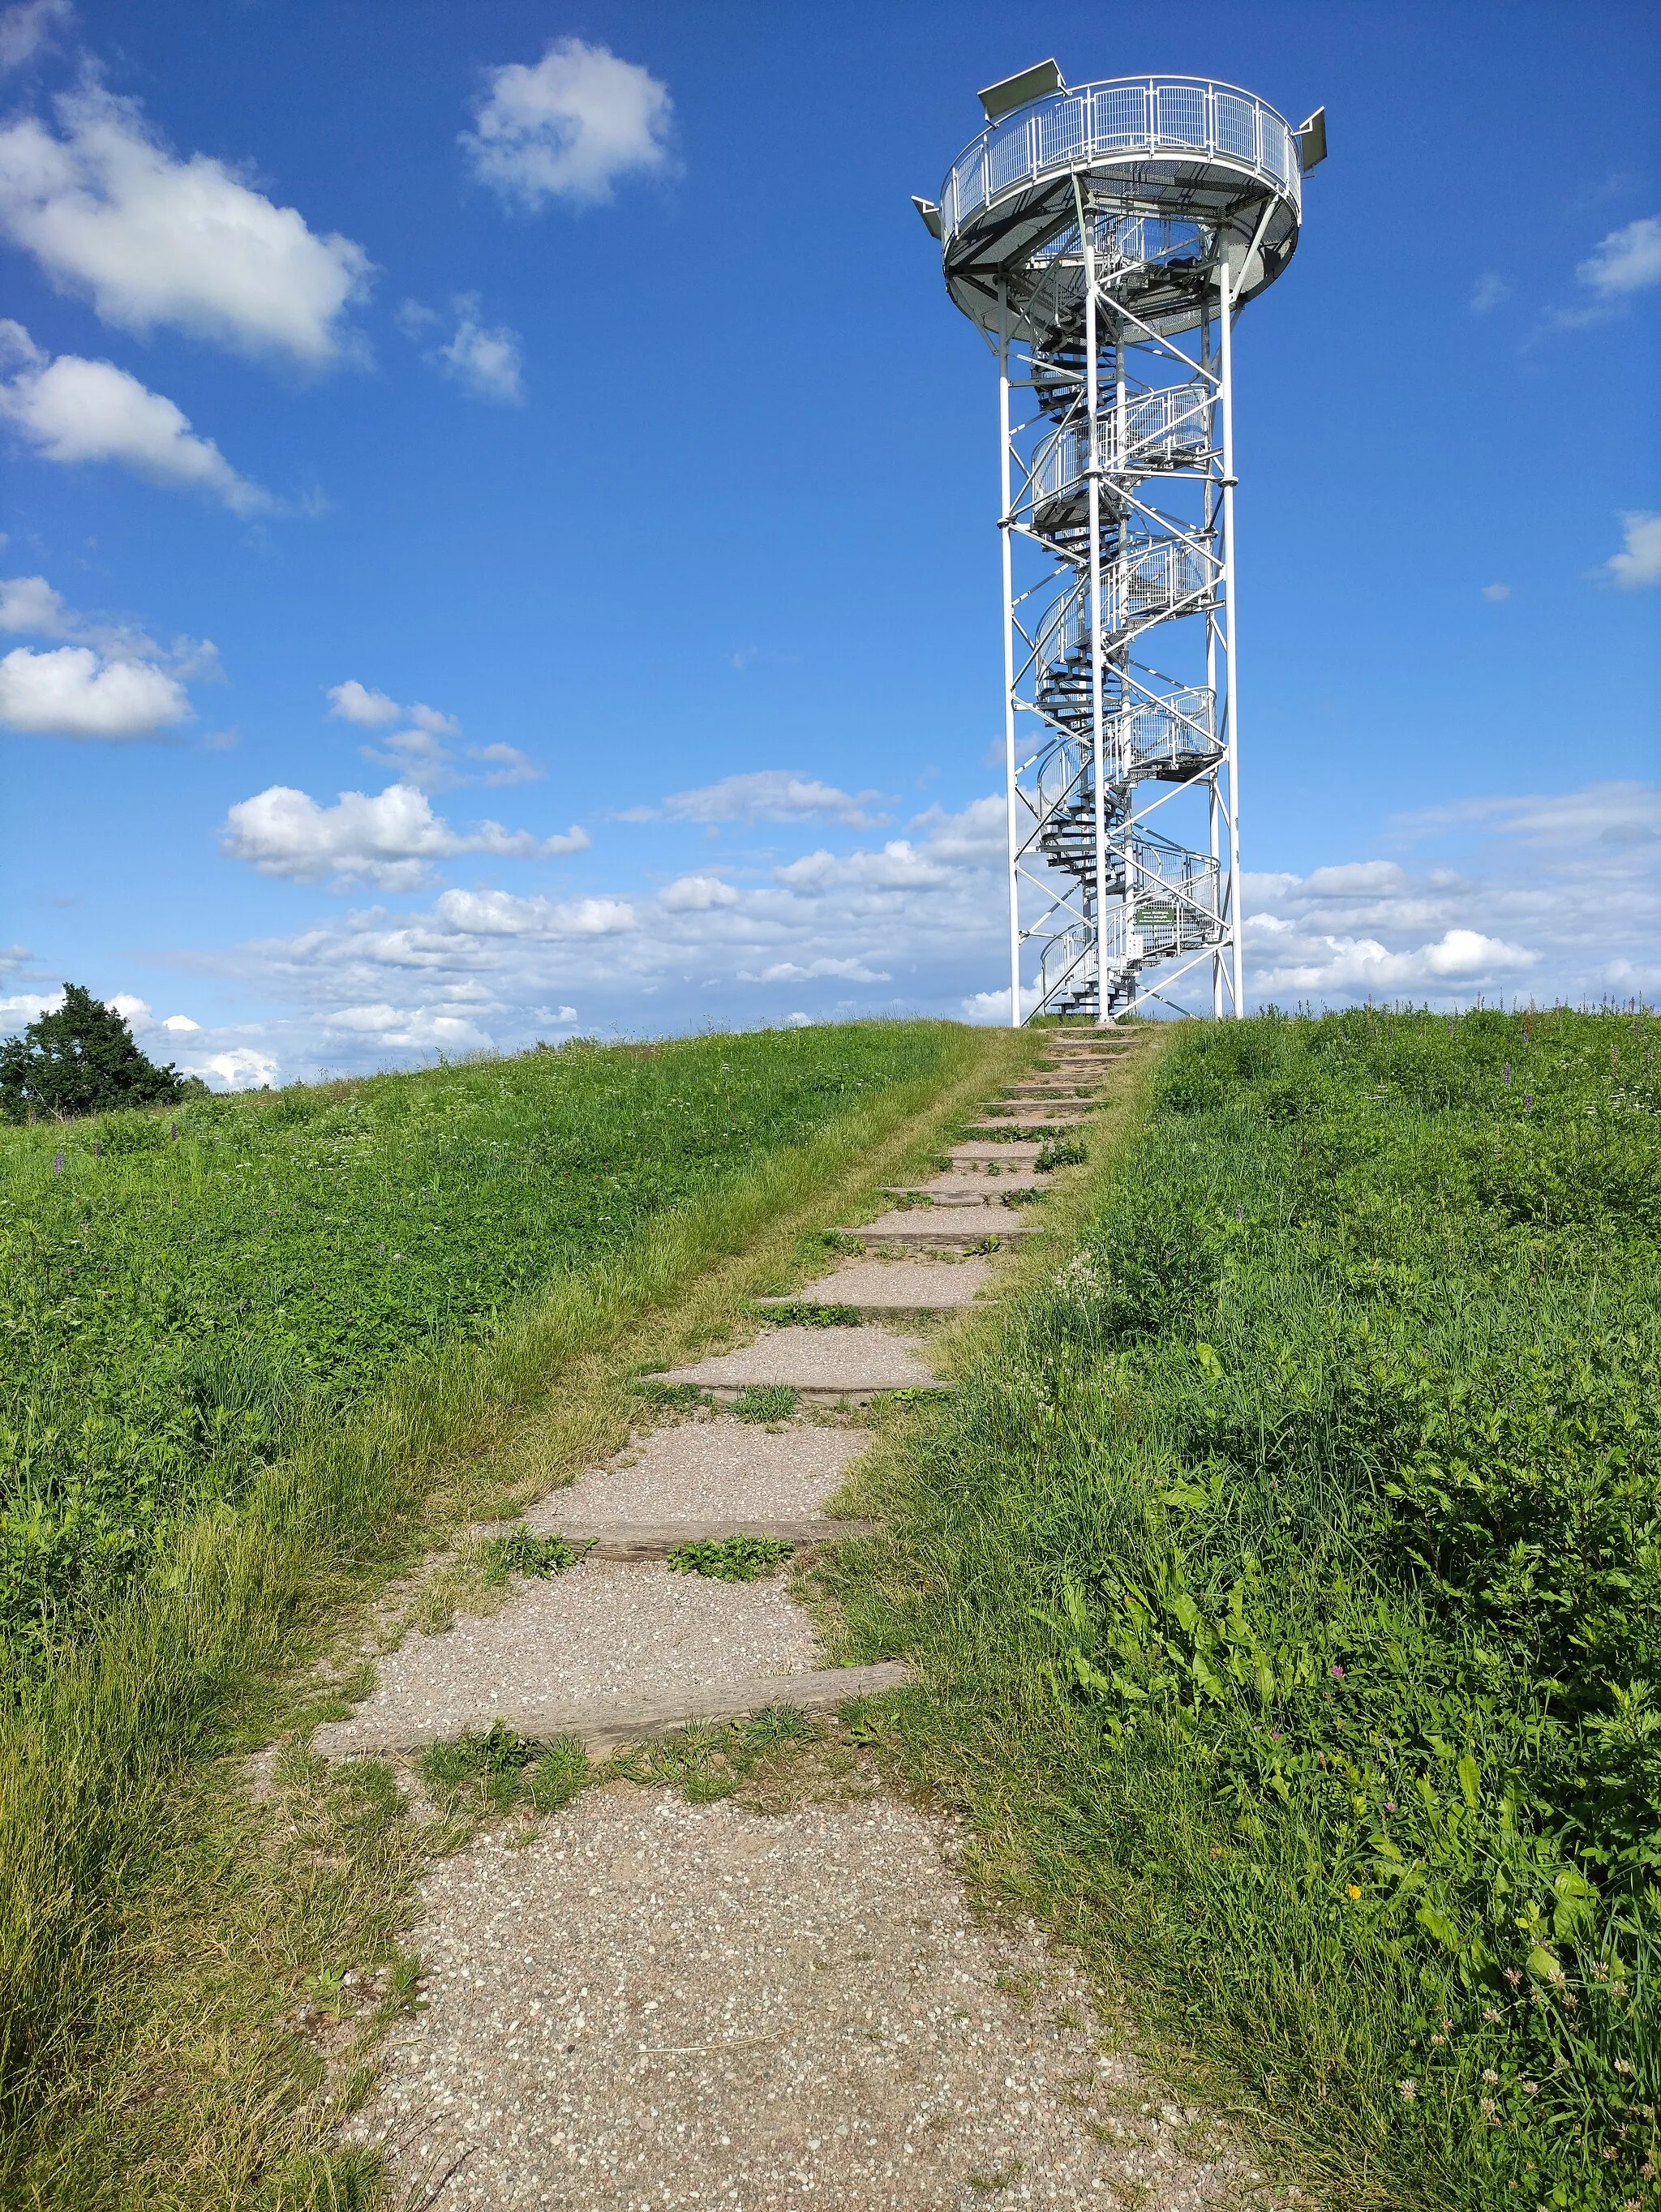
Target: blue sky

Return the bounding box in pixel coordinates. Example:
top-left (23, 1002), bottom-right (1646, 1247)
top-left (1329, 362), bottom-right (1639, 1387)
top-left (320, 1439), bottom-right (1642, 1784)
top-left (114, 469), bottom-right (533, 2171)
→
top-left (1, 0), bottom-right (1656, 1083)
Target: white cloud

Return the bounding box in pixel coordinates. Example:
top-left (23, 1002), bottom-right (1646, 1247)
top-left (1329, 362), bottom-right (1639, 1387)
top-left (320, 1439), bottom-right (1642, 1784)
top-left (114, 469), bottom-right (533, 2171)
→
top-left (431, 889), bottom-right (634, 938)
top-left (1481, 581), bottom-right (1511, 601)
top-left (436, 294), bottom-right (524, 403)
top-left (0, 0), bottom-right (70, 73)
top-left (622, 769), bottom-right (890, 828)
top-left (0, 641), bottom-right (191, 736)
top-left (220, 782), bottom-right (590, 890)
top-left (1577, 215), bottom-right (1661, 297)
top-left (1469, 272), bottom-right (1509, 313)
top-left (1247, 920), bottom-right (1536, 997)
top-left (659, 873), bottom-right (739, 912)
top-left (325, 678), bottom-right (539, 792)
top-left (0, 569), bottom-right (67, 632)
top-left (0, 83), bottom-right (371, 363)
top-left (466, 742), bottom-right (541, 786)
top-left (161, 1012), bottom-right (199, 1031)
top-left (748, 957), bottom-right (891, 984)
top-left (462, 38), bottom-right (672, 210)
top-left (326, 679), bottom-right (402, 727)
top-left (0, 331), bottom-right (274, 512)
top-left (1605, 512), bottom-right (1661, 589)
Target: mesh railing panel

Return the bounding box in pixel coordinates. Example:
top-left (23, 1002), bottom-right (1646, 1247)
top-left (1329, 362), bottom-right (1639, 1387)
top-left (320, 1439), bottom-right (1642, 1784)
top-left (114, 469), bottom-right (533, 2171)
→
top-left (1154, 84), bottom-right (1208, 148)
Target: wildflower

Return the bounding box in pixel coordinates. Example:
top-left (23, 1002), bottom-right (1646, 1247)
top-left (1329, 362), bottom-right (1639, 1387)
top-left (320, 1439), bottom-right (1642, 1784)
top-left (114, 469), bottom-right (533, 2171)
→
top-left (1384, 1799), bottom-right (1397, 1812)
top-left (1483, 2008), bottom-right (1503, 2023)
top-left (1592, 1961), bottom-right (1612, 1982)
top-left (1614, 2059), bottom-right (1633, 2076)
top-left (1521, 2081), bottom-right (1538, 2097)
top-left (1431, 2033), bottom-right (1446, 2047)
top-left (1561, 1991), bottom-right (1579, 2011)
top-left (1503, 1967), bottom-right (1522, 1985)
top-left (1483, 2068), bottom-right (1500, 2086)
top-left (1346, 1884), bottom-right (1362, 1901)
top-left (1398, 2079), bottom-right (1416, 2101)
top-left (1479, 2095), bottom-right (1497, 2117)
top-left (1330, 1663), bottom-right (1346, 1679)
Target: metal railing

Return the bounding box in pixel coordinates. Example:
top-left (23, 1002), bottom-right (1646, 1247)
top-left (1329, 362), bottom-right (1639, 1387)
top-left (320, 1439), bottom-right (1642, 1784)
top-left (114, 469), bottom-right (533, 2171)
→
top-left (1028, 381), bottom-right (1214, 511)
top-left (942, 77), bottom-right (1301, 242)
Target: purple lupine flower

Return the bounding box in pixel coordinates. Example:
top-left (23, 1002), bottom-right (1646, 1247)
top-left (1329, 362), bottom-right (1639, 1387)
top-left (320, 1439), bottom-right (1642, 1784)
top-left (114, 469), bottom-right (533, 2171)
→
top-left (53, 1151), bottom-right (64, 1176)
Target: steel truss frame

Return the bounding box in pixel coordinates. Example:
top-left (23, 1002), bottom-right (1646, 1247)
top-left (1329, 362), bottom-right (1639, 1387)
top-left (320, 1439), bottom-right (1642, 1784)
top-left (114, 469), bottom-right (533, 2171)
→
top-left (996, 191), bottom-right (1245, 1026)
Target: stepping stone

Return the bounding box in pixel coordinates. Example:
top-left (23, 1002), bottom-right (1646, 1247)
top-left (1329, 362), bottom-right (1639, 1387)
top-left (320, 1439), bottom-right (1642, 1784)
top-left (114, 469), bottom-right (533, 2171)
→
top-left (659, 1325), bottom-right (947, 1404)
top-left (968, 1112), bottom-right (1088, 1133)
top-left (532, 1418), bottom-right (866, 1528)
top-left (313, 1563), bottom-right (823, 1760)
top-left (843, 1207), bottom-right (1041, 1250)
top-left (548, 1518), bottom-right (878, 1560)
top-left (322, 1660), bottom-right (912, 1760)
top-left (759, 1255), bottom-right (995, 1317)
top-left (881, 1172), bottom-right (1046, 1205)
top-left (950, 1142), bottom-right (1044, 1164)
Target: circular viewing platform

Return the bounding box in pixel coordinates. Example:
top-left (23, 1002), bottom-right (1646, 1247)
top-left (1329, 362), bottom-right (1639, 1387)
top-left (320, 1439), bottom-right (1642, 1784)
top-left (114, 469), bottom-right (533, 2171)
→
top-left (938, 76), bottom-right (1303, 332)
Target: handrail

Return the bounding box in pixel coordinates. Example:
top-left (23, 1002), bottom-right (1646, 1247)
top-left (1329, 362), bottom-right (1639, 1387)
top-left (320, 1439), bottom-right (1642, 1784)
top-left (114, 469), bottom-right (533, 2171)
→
top-left (942, 76), bottom-right (1301, 243)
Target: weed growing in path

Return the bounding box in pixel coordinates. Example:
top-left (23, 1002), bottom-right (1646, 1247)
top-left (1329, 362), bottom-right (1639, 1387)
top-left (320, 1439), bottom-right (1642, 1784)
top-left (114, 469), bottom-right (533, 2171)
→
top-left (667, 1537), bottom-right (795, 1581)
top-left (733, 1386), bottom-right (800, 1423)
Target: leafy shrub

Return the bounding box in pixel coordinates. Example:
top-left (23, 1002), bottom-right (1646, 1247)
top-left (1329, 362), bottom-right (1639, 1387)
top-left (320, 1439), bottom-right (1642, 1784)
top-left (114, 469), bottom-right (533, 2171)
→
top-left (482, 1526), bottom-right (582, 1580)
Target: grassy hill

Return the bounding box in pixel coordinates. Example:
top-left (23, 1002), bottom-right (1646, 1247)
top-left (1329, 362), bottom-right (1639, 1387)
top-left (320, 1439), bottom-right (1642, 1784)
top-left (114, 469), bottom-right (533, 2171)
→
top-left (835, 1007), bottom-right (1659, 2210)
top-left (0, 1018), bottom-right (1016, 2198)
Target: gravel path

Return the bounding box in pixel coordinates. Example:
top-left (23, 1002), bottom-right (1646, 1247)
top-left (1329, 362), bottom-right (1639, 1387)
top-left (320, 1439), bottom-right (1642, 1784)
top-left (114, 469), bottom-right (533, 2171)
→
top-left (313, 1567), bottom-right (818, 1759)
top-left (530, 1420), bottom-right (865, 1528)
top-left (354, 1785), bottom-right (1238, 2210)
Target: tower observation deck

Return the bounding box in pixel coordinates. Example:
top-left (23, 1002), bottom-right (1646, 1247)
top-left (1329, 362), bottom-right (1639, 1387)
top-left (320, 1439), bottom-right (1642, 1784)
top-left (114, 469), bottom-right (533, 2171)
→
top-left (915, 66), bottom-right (1322, 1022)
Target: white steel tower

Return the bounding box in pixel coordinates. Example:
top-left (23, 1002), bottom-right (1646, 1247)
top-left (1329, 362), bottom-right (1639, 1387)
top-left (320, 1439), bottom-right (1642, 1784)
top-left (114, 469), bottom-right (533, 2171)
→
top-left (916, 66), bottom-right (1322, 1022)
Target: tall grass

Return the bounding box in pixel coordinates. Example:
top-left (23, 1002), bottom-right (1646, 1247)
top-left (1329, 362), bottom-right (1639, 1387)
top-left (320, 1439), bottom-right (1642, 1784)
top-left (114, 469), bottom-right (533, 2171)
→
top-left (1, 1019), bottom-right (1020, 2196)
top-left (830, 1008), bottom-right (1659, 2210)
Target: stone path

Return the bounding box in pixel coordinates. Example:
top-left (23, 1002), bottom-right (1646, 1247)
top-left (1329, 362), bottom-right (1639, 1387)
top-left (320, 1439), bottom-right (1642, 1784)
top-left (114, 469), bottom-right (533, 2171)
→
top-left (318, 1031), bottom-right (1245, 2206)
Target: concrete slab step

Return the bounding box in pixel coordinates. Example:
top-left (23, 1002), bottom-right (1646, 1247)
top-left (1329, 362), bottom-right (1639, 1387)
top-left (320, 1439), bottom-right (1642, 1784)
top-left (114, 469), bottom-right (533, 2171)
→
top-left (549, 1518), bottom-right (878, 1559)
top-left (758, 1256), bottom-right (995, 1317)
top-left (659, 1325), bottom-right (946, 1404)
top-left (968, 1114), bottom-right (1088, 1134)
top-left (843, 1208), bottom-right (1041, 1250)
top-left (949, 1142), bottom-right (1045, 1164)
top-left (881, 1175), bottom-right (1046, 1205)
top-left (529, 1418), bottom-right (865, 1529)
top-left (321, 1662), bottom-right (914, 1760)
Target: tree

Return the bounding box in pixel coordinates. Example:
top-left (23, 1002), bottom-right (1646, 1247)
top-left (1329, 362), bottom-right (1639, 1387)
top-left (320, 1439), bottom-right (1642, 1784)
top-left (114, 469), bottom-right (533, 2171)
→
top-left (0, 984), bottom-right (193, 1122)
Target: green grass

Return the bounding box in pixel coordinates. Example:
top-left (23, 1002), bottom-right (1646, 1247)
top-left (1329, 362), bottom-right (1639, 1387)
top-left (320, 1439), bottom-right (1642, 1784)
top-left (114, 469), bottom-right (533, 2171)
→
top-left (0, 1025), bottom-right (953, 1656)
top-left (828, 1008), bottom-right (1659, 2211)
top-left (1, 1015), bottom-right (1026, 2203)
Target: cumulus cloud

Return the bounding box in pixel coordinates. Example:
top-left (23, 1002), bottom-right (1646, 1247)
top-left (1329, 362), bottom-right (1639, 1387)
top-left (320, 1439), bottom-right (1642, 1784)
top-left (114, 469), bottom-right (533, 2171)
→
top-left (622, 769), bottom-right (890, 828)
top-left (0, 641), bottom-right (191, 736)
top-left (0, 0), bottom-right (70, 73)
top-left (0, 83), bottom-right (371, 362)
top-left (745, 957), bottom-right (891, 984)
top-left (1469, 272), bottom-right (1509, 313)
top-left (220, 782), bottom-right (591, 890)
top-left (1577, 214), bottom-right (1661, 298)
top-left (0, 323), bottom-right (274, 512)
top-left (462, 38), bottom-right (672, 210)
top-left (1247, 919), bottom-right (1536, 997)
top-left (1604, 512), bottom-right (1661, 589)
top-left (466, 742), bottom-right (542, 786)
top-left (326, 679), bottom-right (402, 727)
top-left (659, 873), bottom-right (739, 912)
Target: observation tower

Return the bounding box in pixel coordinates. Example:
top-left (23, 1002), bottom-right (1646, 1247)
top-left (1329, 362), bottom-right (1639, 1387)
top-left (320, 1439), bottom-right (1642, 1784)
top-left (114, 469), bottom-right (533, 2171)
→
top-left (915, 65), bottom-right (1323, 1022)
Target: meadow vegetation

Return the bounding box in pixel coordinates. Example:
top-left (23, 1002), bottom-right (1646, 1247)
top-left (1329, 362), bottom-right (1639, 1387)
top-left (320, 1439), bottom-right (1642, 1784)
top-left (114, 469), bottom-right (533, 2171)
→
top-left (831, 1008), bottom-right (1659, 2211)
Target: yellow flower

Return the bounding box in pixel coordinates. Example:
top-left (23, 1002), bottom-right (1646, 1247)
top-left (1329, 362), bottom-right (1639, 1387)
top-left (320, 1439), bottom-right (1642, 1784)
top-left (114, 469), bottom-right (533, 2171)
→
top-left (1345, 1884), bottom-right (1362, 1900)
